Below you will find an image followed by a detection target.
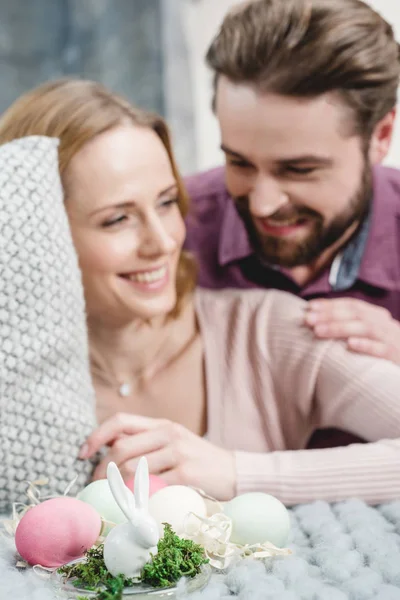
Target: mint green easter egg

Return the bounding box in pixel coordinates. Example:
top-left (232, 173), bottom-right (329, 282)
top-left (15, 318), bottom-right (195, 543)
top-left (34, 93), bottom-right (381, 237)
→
top-left (77, 479), bottom-right (127, 533)
top-left (223, 492), bottom-right (290, 547)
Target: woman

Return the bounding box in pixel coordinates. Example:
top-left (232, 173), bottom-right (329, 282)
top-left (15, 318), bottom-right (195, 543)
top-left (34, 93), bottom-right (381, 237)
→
top-left (1, 78), bottom-right (400, 506)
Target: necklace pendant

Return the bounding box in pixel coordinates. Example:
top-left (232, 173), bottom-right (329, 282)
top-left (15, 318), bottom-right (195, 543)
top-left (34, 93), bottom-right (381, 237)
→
top-left (119, 382), bottom-right (131, 397)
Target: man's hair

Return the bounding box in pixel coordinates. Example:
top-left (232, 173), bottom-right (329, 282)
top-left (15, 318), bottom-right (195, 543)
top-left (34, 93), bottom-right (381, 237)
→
top-left (206, 0), bottom-right (400, 138)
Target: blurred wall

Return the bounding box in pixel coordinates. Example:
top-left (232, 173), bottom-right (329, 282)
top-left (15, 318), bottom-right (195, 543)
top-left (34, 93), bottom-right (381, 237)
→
top-left (0, 0), bottom-right (197, 173)
top-left (1, 0), bottom-right (399, 175)
top-left (364, 0), bottom-right (400, 170)
top-left (182, 0), bottom-right (241, 172)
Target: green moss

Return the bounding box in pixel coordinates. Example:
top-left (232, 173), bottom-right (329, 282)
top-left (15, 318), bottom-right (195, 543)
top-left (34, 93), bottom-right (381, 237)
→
top-left (140, 523), bottom-right (209, 588)
top-left (58, 523), bottom-right (208, 600)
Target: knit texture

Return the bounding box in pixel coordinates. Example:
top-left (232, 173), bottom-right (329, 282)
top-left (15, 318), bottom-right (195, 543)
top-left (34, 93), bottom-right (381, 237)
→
top-left (0, 136), bottom-right (96, 512)
top-left (2, 499), bottom-right (400, 599)
top-left (195, 287), bottom-right (400, 505)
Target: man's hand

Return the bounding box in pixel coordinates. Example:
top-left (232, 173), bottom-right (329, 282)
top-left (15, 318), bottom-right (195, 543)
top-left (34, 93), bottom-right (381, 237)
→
top-left (305, 298), bottom-right (400, 365)
top-left (79, 413), bottom-right (236, 500)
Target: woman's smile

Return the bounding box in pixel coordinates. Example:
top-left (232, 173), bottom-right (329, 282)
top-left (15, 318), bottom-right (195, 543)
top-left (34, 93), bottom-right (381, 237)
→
top-left (119, 264), bottom-right (169, 293)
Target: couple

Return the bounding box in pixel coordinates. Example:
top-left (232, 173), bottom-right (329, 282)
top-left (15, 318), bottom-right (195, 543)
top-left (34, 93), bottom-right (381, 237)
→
top-left (2, 0), bottom-right (400, 507)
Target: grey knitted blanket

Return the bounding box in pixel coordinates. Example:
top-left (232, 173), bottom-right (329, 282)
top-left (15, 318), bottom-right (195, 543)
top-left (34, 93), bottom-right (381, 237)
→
top-left (1, 499), bottom-right (400, 599)
top-left (0, 136), bottom-right (96, 512)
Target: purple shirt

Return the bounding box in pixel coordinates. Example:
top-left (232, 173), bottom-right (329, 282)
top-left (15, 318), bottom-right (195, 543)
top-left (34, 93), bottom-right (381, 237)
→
top-left (184, 165), bottom-right (400, 319)
top-left (184, 165), bottom-right (400, 450)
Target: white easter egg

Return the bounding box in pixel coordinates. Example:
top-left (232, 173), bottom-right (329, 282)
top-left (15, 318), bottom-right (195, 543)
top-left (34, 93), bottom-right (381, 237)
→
top-left (148, 485), bottom-right (207, 535)
top-left (77, 479), bottom-right (127, 529)
top-left (223, 492), bottom-right (290, 547)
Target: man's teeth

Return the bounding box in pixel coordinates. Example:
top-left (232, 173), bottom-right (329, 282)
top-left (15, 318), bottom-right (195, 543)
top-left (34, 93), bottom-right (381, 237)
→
top-left (265, 219), bottom-right (300, 227)
top-left (129, 266), bottom-right (167, 283)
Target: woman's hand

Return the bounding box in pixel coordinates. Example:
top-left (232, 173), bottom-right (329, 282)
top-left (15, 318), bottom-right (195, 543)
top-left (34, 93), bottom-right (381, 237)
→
top-left (80, 413), bottom-right (236, 500)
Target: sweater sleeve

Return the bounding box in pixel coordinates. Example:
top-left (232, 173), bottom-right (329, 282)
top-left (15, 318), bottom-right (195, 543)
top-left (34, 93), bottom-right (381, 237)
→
top-left (234, 291), bottom-right (400, 505)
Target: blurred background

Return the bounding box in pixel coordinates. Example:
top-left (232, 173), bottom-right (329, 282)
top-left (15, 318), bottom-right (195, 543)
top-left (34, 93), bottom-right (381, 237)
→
top-left (0, 0), bottom-right (399, 175)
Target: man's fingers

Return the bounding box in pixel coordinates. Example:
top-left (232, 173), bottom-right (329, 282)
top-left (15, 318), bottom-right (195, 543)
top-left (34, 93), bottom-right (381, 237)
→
top-left (305, 298), bottom-right (368, 324)
top-left (80, 413), bottom-right (166, 458)
top-left (305, 306), bottom-right (355, 325)
top-left (312, 320), bottom-right (371, 340)
top-left (308, 298), bottom-right (367, 314)
top-left (347, 337), bottom-right (388, 359)
top-left (307, 298), bottom-right (391, 323)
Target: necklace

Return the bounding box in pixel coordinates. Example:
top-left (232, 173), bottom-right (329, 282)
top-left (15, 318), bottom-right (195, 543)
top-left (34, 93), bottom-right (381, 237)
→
top-left (118, 382), bottom-right (131, 397)
top-left (89, 326), bottom-right (176, 399)
top-left (89, 361), bottom-right (132, 397)
top-left (89, 301), bottom-right (197, 399)
top-left (90, 333), bottom-right (199, 399)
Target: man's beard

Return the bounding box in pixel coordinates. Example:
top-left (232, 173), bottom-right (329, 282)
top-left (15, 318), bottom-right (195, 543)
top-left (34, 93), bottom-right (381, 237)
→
top-left (234, 164), bottom-right (372, 268)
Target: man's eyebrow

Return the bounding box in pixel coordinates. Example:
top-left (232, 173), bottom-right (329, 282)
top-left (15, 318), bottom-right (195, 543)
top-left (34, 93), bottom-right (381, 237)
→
top-left (221, 144), bottom-right (333, 166)
top-left (220, 144), bottom-right (248, 159)
top-left (280, 156), bottom-right (333, 166)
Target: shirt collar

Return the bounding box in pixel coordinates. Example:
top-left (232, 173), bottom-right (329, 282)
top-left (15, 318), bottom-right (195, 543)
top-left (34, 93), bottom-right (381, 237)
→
top-left (218, 165), bottom-right (400, 291)
top-left (329, 211), bottom-right (370, 291)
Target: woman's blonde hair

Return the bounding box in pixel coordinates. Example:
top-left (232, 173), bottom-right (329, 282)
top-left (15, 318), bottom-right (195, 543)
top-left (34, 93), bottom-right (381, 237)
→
top-left (0, 78), bottom-right (196, 316)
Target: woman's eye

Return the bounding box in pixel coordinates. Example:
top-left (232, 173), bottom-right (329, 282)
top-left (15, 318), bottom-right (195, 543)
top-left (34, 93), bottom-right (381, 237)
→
top-left (102, 215), bottom-right (127, 228)
top-left (158, 197), bottom-right (178, 210)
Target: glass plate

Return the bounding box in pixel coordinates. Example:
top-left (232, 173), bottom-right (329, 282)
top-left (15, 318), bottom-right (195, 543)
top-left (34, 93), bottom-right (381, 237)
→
top-left (51, 561), bottom-right (212, 599)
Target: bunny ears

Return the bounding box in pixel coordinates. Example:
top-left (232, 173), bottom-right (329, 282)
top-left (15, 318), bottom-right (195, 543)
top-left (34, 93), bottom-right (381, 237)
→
top-left (107, 457), bottom-right (150, 523)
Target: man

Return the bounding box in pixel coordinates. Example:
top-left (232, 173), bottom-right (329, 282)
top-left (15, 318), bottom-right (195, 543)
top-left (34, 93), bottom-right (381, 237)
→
top-left (184, 0), bottom-right (400, 447)
top-left (185, 0), bottom-right (400, 366)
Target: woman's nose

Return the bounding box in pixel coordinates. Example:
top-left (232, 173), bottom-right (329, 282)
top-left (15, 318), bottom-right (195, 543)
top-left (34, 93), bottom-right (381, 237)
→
top-left (139, 219), bottom-right (176, 257)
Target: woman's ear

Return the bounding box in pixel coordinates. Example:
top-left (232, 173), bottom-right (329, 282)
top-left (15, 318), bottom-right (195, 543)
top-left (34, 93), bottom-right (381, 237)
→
top-left (369, 109), bottom-right (396, 165)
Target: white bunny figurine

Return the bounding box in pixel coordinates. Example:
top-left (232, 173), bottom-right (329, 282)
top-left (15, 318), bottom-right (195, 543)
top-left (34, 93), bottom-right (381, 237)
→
top-left (103, 457), bottom-right (160, 578)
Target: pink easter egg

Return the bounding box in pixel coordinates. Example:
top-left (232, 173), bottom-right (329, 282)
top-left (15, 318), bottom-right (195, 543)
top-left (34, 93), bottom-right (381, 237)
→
top-left (15, 496), bottom-right (102, 567)
top-left (126, 473), bottom-right (168, 497)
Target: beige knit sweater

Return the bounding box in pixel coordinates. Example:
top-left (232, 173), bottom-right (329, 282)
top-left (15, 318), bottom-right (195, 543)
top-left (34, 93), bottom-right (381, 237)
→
top-left (195, 288), bottom-right (400, 506)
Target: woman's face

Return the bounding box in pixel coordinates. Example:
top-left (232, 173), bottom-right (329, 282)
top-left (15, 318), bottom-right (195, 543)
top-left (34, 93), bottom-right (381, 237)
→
top-left (65, 125), bottom-right (186, 323)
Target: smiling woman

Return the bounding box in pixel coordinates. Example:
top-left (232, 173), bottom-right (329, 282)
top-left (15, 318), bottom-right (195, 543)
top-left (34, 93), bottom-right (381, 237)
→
top-left (3, 79), bottom-right (400, 507)
top-left (66, 125), bottom-right (186, 323)
top-left (0, 79), bottom-right (196, 320)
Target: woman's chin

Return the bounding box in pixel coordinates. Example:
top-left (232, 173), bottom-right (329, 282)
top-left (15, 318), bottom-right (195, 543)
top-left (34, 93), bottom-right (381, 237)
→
top-left (128, 294), bottom-right (177, 320)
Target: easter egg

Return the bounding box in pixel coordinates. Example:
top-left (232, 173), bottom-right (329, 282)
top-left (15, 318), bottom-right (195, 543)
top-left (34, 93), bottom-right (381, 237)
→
top-left (148, 485), bottom-right (207, 535)
top-left (223, 492), bottom-right (290, 547)
top-left (15, 497), bottom-right (102, 567)
top-left (77, 479), bottom-right (127, 527)
top-left (125, 473), bottom-right (168, 497)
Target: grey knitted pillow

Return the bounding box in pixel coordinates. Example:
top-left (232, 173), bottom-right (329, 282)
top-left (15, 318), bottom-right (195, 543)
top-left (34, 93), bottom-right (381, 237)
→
top-left (0, 136), bottom-right (96, 512)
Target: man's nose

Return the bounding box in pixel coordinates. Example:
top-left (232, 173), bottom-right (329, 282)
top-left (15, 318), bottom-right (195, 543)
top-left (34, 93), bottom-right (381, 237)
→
top-left (248, 177), bottom-right (289, 217)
